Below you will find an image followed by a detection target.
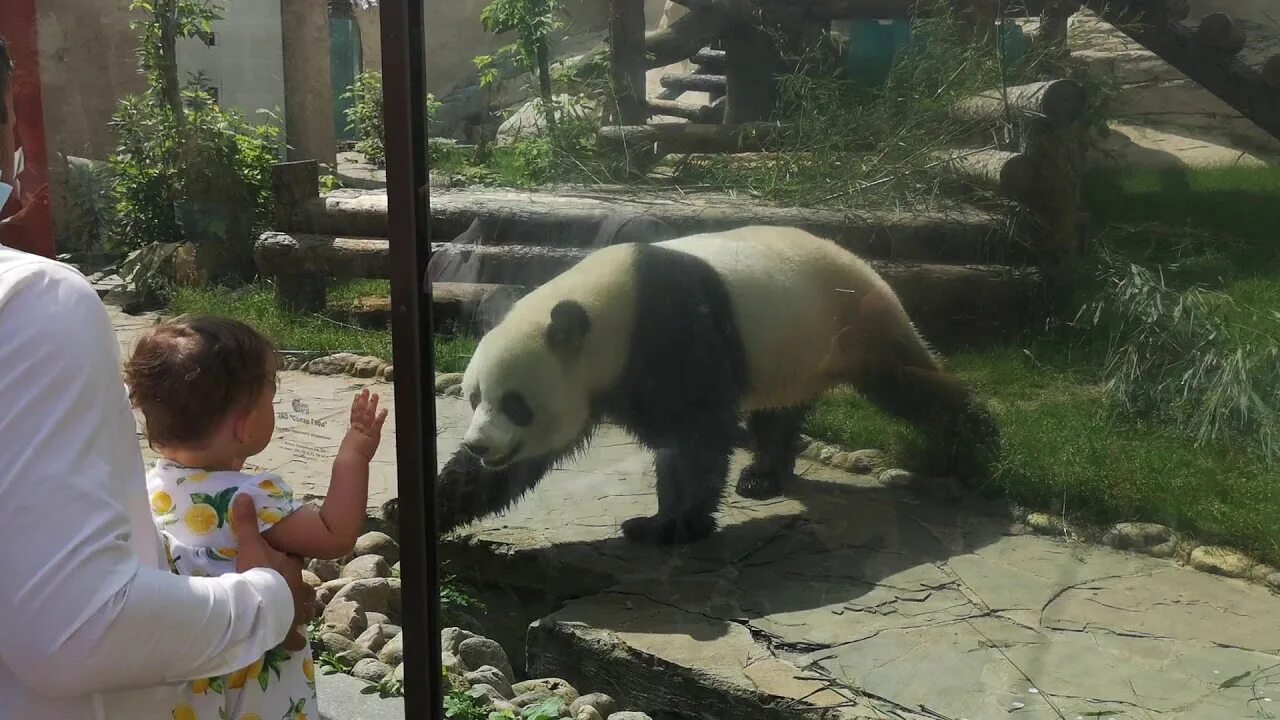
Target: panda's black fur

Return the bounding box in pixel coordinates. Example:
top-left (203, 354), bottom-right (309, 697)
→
top-left (436, 238), bottom-right (999, 546)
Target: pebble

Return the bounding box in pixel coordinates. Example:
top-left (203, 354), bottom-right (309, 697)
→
top-left (571, 693), bottom-right (617, 717)
top-left (377, 633), bottom-right (404, 666)
top-left (321, 597), bottom-right (367, 639)
top-left (458, 637), bottom-right (514, 684)
top-left (341, 554), bottom-right (391, 580)
top-left (351, 657), bottom-right (393, 683)
top-left (1189, 545), bottom-right (1252, 578)
top-left (354, 531), bottom-right (401, 566)
top-left (307, 558), bottom-right (342, 583)
top-left (467, 665), bottom-right (514, 698)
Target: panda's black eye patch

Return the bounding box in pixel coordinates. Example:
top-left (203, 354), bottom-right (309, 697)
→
top-left (500, 391), bottom-right (534, 427)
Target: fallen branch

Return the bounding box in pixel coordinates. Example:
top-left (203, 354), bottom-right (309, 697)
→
top-left (936, 148), bottom-right (1037, 202)
top-left (952, 79), bottom-right (1087, 128)
top-left (598, 122), bottom-right (789, 155)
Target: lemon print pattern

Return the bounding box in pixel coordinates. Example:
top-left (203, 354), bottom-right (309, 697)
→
top-left (145, 460), bottom-right (314, 719)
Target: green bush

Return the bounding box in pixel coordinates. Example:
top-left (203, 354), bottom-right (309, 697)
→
top-left (344, 70), bottom-right (386, 168)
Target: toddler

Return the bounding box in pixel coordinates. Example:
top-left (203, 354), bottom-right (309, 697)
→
top-left (125, 315), bottom-right (388, 720)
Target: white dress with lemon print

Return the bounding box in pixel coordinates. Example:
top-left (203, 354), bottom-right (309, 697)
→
top-left (147, 459), bottom-right (316, 720)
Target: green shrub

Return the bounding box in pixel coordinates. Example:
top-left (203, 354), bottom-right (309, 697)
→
top-left (344, 70), bottom-right (386, 168)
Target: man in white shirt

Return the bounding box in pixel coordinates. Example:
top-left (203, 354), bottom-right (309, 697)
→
top-left (0, 246), bottom-right (316, 719)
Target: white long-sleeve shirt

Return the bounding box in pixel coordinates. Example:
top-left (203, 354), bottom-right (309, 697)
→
top-left (0, 248), bottom-right (295, 719)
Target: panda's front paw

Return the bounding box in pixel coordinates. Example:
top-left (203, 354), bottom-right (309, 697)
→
top-left (735, 463), bottom-right (784, 499)
top-left (621, 513), bottom-right (715, 545)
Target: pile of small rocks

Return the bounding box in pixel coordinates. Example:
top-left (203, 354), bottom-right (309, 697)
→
top-left (308, 528), bottom-right (653, 719)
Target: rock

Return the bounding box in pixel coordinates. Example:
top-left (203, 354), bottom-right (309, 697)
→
top-left (378, 632), bottom-right (404, 666)
top-left (341, 554), bottom-right (391, 580)
top-left (1265, 572), bottom-right (1280, 591)
top-left (458, 637), bottom-right (514, 684)
top-left (607, 713), bottom-right (653, 720)
top-left (1102, 522), bottom-right (1174, 551)
top-left (379, 364), bottom-right (395, 382)
top-left (571, 693), bottom-right (617, 718)
top-left (322, 597), bottom-right (367, 639)
top-left (446, 384), bottom-right (464, 398)
top-left (365, 612), bottom-right (391, 627)
top-left (467, 683), bottom-right (506, 704)
top-left (496, 94), bottom-right (597, 145)
top-left (849, 448), bottom-right (887, 474)
top-left (351, 657), bottom-right (393, 683)
top-left (331, 578), bottom-right (398, 618)
top-left (319, 632), bottom-right (375, 664)
top-left (442, 650), bottom-right (469, 676)
top-left (1189, 545), bottom-right (1253, 578)
top-left (1147, 539), bottom-right (1180, 559)
top-left (354, 531), bottom-right (400, 565)
top-left (511, 690), bottom-right (553, 708)
top-left (434, 372), bottom-right (464, 393)
top-left (441, 627), bottom-right (480, 656)
top-left (513, 678), bottom-right (578, 704)
top-left (392, 662), bottom-right (405, 683)
top-left (575, 708), bottom-right (602, 720)
top-left (391, 562), bottom-right (400, 577)
top-left (1024, 512), bottom-right (1066, 535)
top-left (301, 570), bottom-right (322, 588)
top-left (1249, 564), bottom-right (1277, 583)
top-left (317, 577), bottom-right (354, 606)
top-left (308, 558), bottom-right (342, 582)
top-left (304, 352), bottom-right (361, 375)
top-left (351, 356), bottom-right (385, 378)
top-left (818, 447), bottom-right (836, 463)
top-left (467, 665), bottom-right (514, 698)
top-left (827, 452), bottom-right (856, 471)
top-left (355, 623), bottom-right (400, 654)
top-left (379, 498), bottom-right (400, 536)
top-left (492, 700), bottom-right (520, 715)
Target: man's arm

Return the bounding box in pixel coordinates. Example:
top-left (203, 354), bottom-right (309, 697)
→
top-left (0, 255), bottom-right (296, 697)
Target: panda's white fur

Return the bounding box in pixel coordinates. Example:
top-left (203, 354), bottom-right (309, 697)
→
top-left (442, 225), bottom-right (993, 546)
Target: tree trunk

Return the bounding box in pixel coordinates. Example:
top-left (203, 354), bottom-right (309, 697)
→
top-left (609, 0), bottom-right (649, 125)
top-left (157, 0), bottom-right (184, 124)
top-left (535, 41), bottom-right (558, 134)
top-left (724, 22), bottom-right (779, 123)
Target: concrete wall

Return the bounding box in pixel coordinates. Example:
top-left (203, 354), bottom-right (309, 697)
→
top-left (35, 0), bottom-right (146, 162)
top-left (176, 0), bottom-right (287, 132)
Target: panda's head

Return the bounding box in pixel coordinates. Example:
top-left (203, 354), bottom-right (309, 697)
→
top-left (459, 299), bottom-right (593, 468)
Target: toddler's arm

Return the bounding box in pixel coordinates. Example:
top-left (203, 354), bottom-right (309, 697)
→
top-left (264, 389), bottom-right (388, 559)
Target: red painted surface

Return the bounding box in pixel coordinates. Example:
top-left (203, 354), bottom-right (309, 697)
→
top-left (0, 0), bottom-right (54, 258)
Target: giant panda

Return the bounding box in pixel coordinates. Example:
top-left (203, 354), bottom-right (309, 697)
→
top-left (436, 225), bottom-right (999, 546)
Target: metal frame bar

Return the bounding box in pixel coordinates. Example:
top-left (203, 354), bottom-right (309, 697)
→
top-left (379, 0), bottom-right (440, 716)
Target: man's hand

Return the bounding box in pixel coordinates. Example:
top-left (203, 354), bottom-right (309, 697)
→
top-left (231, 494), bottom-right (315, 651)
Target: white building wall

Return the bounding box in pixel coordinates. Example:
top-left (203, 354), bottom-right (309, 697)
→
top-left (176, 0), bottom-right (286, 131)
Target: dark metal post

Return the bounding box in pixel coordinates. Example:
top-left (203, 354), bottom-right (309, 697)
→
top-left (379, 0), bottom-right (440, 717)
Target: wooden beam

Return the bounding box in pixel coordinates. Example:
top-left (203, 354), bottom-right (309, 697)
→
top-left (660, 72), bottom-right (727, 93)
top-left (937, 148), bottom-right (1037, 202)
top-left (645, 8), bottom-right (729, 69)
top-left (953, 79), bottom-right (1087, 128)
top-left (1083, 0), bottom-right (1280, 141)
top-left (693, 48), bottom-right (727, 71)
top-left (1194, 12), bottom-right (1246, 56)
top-left (609, 0), bottom-right (649, 124)
top-left (646, 97), bottom-right (726, 123)
top-left (599, 122), bottom-right (788, 155)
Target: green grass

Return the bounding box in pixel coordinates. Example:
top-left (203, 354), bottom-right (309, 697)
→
top-left (167, 280), bottom-right (477, 373)
top-left (808, 165), bottom-right (1280, 564)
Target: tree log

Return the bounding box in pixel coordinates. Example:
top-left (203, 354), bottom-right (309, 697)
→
top-left (610, 0), bottom-right (649, 124)
top-left (599, 122), bottom-right (788, 155)
top-left (693, 48), bottom-right (727, 71)
top-left (953, 79), bottom-right (1087, 129)
top-left (1265, 56), bottom-right (1280, 91)
top-left (645, 8), bottom-right (729, 69)
top-left (660, 73), bottom-right (728, 93)
top-left (1082, 0), bottom-right (1280, 141)
top-left (937, 148), bottom-right (1037, 202)
top-left (271, 160), bottom-right (319, 231)
top-left (255, 231), bottom-right (390, 278)
top-left (646, 97), bottom-right (725, 123)
top-left (1194, 12), bottom-right (1246, 56)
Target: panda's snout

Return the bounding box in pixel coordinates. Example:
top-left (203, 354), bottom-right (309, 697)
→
top-left (462, 441), bottom-right (490, 459)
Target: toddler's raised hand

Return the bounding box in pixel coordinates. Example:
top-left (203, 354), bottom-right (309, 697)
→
top-left (342, 388), bottom-right (388, 461)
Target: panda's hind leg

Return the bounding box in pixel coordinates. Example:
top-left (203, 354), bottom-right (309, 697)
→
top-left (736, 404), bottom-right (810, 499)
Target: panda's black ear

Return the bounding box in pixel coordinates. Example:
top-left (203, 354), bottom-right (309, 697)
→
top-left (546, 300), bottom-right (591, 354)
